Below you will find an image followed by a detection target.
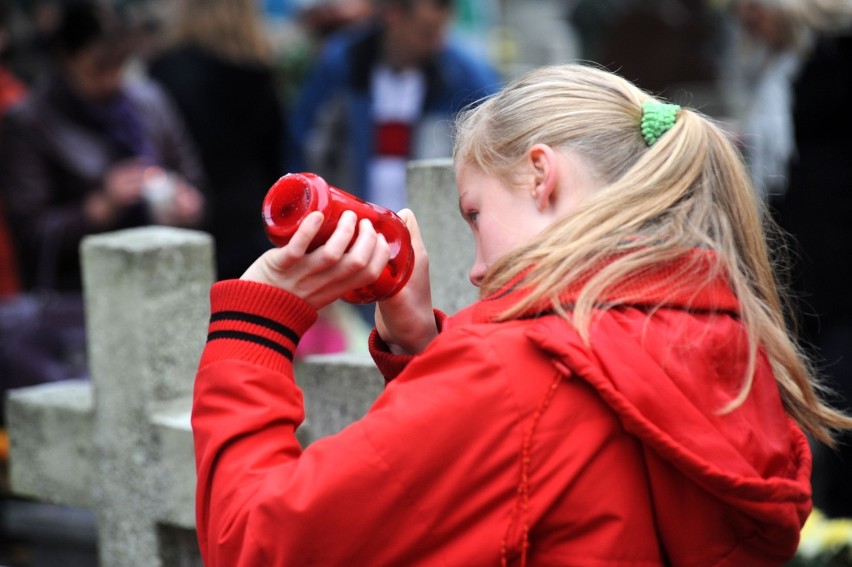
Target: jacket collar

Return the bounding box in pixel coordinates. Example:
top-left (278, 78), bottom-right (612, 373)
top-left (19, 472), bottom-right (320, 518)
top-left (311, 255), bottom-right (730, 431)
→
top-left (469, 249), bottom-right (741, 323)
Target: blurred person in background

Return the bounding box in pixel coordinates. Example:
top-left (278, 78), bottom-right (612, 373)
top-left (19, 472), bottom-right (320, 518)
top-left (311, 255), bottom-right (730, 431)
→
top-left (0, 0), bottom-right (25, 299)
top-left (290, 0), bottom-right (501, 215)
top-left (0, 0), bottom-right (61, 86)
top-left (775, 0), bottom-right (852, 520)
top-left (728, 0), bottom-right (852, 518)
top-left (298, 0), bottom-right (374, 43)
top-left (571, 0), bottom-right (724, 98)
top-left (723, 0), bottom-right (809, 202)
top-left (149, 0), bottom-right (287, 281)
top-left (0, 0), bottom-right (24, 113)
top-left (0, 1), bottom-right (205, 293)
top-left (149, 0), bottom-right (368, 357)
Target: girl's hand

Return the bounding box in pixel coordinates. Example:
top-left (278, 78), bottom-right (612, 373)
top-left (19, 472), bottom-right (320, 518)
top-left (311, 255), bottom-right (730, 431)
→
top-left (375, 209), bottom-right (438, 355)
top-left (241, 210), bottom-right (392, 311)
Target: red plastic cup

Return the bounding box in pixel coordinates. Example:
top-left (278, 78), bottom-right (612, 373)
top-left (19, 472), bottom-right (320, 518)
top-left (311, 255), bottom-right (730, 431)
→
top-left (262, 172), bottom-right (414, 303)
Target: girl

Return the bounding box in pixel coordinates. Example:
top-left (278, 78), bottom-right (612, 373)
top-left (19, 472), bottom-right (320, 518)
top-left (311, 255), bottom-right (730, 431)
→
top-left (192, 64), bottom-right (852, 566)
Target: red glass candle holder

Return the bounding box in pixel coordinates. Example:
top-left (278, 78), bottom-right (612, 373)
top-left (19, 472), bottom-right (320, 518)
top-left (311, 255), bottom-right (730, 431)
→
top-left (262, 172), bottom-right (414, 303)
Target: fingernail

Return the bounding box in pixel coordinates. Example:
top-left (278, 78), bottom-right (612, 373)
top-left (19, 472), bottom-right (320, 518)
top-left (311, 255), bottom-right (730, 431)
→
top-left (307, 212), bottom-right (323, 227)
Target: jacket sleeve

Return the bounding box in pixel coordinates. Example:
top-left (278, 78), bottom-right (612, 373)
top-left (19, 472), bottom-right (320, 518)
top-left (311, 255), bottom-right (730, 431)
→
top-left (368, 309), bottom-right (448, 381)
top-left (193, 281), bottom-right (518, 566)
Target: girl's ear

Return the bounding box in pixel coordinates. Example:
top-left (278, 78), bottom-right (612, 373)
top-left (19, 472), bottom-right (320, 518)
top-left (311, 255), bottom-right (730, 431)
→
top-left (528, 143), bottom-right (559, 211)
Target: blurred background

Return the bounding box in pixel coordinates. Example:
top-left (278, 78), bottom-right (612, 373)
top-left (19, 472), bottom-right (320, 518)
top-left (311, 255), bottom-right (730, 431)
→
top-left (0, 0), bottom-right (850, 565)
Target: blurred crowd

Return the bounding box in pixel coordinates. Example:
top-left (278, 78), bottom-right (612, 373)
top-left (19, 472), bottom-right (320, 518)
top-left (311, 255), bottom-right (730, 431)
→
top-left (0, 0), bottom-right (850, 540)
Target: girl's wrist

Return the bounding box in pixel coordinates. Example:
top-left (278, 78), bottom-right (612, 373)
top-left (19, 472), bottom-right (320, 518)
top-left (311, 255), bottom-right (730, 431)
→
top-left (381, 311), bottom-right (441, 355)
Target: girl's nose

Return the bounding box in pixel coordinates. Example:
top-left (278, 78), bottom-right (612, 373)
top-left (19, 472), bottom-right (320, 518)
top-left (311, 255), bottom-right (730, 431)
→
top-left (468, 261), bottom-right (486, 287)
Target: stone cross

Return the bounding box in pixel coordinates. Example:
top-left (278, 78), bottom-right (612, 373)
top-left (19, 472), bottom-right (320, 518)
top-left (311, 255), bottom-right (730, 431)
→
top-left (7, 226), bottom-right (213, 567)
top-left (5, 160), bottom-right (476, 566)
top-left (407, 158), bottom-right (477, 314)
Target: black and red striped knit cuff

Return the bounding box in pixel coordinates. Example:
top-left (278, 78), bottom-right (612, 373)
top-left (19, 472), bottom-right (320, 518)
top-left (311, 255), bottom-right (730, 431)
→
top-left (368, 328), bottom-right (414, 381)
top-left (199, 279), bottom-right (318, 374)
top-left (368, 309), bottom-right (448, 382)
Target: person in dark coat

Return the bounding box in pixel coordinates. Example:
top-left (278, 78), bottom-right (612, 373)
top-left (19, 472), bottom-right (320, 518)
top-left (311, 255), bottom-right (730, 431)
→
top-left (729, 0), bottom-right (852, 520)
top-left (290, 0), bottom-right (501, 213)
top-left (148, 0), bottom-right (287, 280)
top-left (776, 22), bottom-right (852, 520)
top-left (0, 1), bottom-right (206, 291)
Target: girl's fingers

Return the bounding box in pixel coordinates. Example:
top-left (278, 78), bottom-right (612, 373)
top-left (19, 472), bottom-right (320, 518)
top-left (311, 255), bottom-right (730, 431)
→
top-left (287, 211), bottom-right (325, 256)
top-left (244, 210), bottom-right (393, 310)
top-left (340, 218), bottom-right (380, 273)
top-left (349, 227), bottom-right (389, 278)
top-left (366, 233), bottom-right (391, 278)
top-left (316, 210), bottom-right (358, 265)
top-left (315, 218), bottom-right (388, 292)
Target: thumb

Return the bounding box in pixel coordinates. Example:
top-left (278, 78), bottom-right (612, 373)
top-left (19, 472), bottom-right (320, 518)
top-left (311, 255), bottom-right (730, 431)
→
top-left (397, 208), bottom-right (423, 245)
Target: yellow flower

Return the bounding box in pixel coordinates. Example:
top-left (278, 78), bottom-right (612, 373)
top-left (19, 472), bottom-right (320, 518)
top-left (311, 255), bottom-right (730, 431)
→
top-left (797, 509), bottom-right (852, 561)
top-left (821, 519), bottom-right (852, 550)
top-left (798, 510), bottom-right (827, 558)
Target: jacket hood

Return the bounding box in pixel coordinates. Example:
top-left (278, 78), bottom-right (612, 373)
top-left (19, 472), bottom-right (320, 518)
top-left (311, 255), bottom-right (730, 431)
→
top-left (528, 317), bottom-right (810, 565)
top-left (467, 250), bottom-right (812, 565)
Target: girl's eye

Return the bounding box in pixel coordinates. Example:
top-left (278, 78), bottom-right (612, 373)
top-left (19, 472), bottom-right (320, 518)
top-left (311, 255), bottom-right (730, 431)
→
top-left (465, 210), bottom-right (479, 224)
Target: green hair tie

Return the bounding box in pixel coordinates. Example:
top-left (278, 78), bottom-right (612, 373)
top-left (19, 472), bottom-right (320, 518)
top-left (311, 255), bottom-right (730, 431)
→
top-left (640, 100), bottom-right (681, 146)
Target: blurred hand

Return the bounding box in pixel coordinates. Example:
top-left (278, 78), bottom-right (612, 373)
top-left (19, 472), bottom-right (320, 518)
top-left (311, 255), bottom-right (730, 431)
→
top-left (84, 159), bottom-right (146, 226)
top-left (241, 210), bottom-right (392, 311)
top-left (375, 209), bottom-right (437, 355)
top-left (103, 159), bottom-right (146, 206)
top-left (149, 176), bottom-right (205, 227)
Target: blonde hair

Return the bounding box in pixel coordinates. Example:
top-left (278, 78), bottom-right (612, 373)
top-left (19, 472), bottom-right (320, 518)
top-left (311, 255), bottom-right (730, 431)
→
top-left (453, 63), bottom-right (852, 446)
top-left (168, 0), bottom-right (272, 65)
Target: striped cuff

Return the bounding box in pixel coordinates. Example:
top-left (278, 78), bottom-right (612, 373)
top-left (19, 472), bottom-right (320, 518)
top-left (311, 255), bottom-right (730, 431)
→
top-left (368, 309), bottom-right (448, 382)
top-left (199, 279), bottom-right (318, 374)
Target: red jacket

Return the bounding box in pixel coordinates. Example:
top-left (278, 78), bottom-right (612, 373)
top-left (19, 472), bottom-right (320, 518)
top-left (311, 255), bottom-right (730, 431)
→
top-left (193, 254), bottom-right (811, 566)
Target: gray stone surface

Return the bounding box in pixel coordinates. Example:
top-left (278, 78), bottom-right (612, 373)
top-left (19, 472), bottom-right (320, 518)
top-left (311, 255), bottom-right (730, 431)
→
top-left (407, 159), bottom-right (478, 315)
top-left (83, 227), bottom-right (213, 567)
top-left (81, 227), bottom-right (214, 406)
top-left (6, 380), bottom-right (95, 509)
top-left (149, 399), bottom-right (196, 529)
top-left (296, 354), bottom-right (384, 444)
